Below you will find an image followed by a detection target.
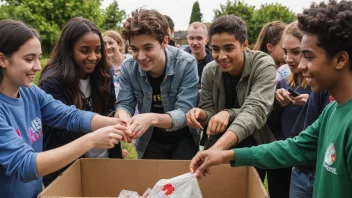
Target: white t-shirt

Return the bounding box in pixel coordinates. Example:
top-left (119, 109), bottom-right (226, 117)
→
top-left (276, 64), bottom-right (291, 81)
top-left (80, 77), bottom-right (109, 158)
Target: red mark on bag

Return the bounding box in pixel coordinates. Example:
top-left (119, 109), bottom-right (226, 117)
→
top-left (162, 183), bottom-right (175, 196)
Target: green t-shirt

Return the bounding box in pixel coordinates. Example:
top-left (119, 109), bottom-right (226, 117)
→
top-left (232, 99), bottom-right (352, 198)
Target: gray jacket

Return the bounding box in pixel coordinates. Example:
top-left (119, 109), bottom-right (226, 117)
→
top-left (199, 49), bottom-right (276, 148)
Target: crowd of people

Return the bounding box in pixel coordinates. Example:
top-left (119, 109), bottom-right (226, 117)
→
top-left (0, 0), bottom-right (351, 198)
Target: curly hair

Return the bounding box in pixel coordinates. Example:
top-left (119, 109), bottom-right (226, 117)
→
top-left (297, 0), bottom-right (352, 64)
top-left (208, 15), bottom-right (247, 44)
top-left (122, 9), bottom-right (169, 44)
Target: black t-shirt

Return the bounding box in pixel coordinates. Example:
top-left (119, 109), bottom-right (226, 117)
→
top-left (223, 72), bottom-right (241, 109)
top-left (147, 71), bottom-right (190, 143)
top-left (148, 71), bottom-right (165, 114)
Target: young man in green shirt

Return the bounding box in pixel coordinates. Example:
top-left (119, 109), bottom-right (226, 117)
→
top-left (190, 1), bottom-right (352, 197)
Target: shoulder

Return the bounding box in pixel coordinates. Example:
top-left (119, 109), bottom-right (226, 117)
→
top-left (167, 46), bottom-right (196, 65)
top-left (121, 57), bottom-right (139, 74)
top-left (246, 49), bottom-right (276, 70)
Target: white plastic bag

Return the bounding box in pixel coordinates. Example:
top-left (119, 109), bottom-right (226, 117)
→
top-left (117, 188), bottom-right (151, 198)
top-left (118, 190), bottom-right (140, 198)
top-left (148, 173), bottom-right (203, 198)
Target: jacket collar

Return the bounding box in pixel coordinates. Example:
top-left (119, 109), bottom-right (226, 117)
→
top-left (137, 46), bottom-right (175, 77)
top-left (213, 48), bottom-right (252, 89)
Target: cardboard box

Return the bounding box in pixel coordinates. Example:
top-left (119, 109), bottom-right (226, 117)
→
top-left (39, 159), bottom-right (268, 198)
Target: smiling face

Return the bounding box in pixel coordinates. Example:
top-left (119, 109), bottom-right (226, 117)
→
top-left (211, 32), bottom-right (247, 76)
top-left (298, 33), bottom-right (338, 92)
top-left (283, 34), bottom-right (302, 73)
top-left (0, 37), bottom-right (42, 97)
top-left (73, 32), bottom-right (102, 79)
top-left (103, 35), bottom-right (121, 58)
top-left (129, 34), bottom-right (168, 76)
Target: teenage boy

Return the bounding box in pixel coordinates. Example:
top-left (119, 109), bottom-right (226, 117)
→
top-left (163, 15), bottom-right (176, 47)
top-left (190, 1), bottom-right (352, 197)
top-left (115, 9), bottom-right (199, 159)
top-left (186, 15), bottom-right (277, 180)
top-left (185, 22), bottom-right (213, 87)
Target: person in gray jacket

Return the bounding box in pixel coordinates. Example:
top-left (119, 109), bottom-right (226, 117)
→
top-left (186, 15), bottom-right (276, 180)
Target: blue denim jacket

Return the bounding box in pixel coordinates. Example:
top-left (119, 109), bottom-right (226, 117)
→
top-left (116, 46), bottom-right (200, 158)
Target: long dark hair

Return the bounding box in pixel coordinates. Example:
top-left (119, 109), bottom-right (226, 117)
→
top-left (0, 20), bottom-right (40, 85)
top-left (39, 17), bottom-right (111, 114)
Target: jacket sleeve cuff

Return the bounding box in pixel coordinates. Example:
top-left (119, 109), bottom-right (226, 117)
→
top-left (26, 153), bottom-right (39, 182)
top-left (116, 107), bottom-right (133, 117)
top-left (230, 147), bottom-right (253, 167)
top-left (81, 112), bottom-right (96, 132)
top-left (227, 124), bottom-right (247, 143)
top-left (166, 109), bottom-right (186, 131)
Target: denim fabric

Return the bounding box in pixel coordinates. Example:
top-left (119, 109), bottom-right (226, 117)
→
top-left (116, 46), bottom-right (200, 158)
top-left (289, 167), bottom-right (314, 198)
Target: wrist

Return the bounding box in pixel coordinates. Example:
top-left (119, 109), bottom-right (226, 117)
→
top-left (222, 109), bottom-right (234, 122)
top-left (198, 110), bottom-right (207, 122)
top-left (222, 150), bottom-right (235, 164)
top-left (85, 133), bottom-right (96, 150)
top-left (149, 113), bottom-right (158, 126)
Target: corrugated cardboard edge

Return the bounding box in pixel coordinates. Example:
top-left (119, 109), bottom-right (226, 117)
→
top-left (247, 167), bottom-right (269, 198)
top-left (38, 159), bottom-right (83, 198)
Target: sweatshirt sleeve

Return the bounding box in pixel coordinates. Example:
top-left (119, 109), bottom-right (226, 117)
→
top-left (231, 116), bottom-right (321, 169)
top-left (0, 114), bottom-right (39, 182)
top-left (34, 85), bottom-right (95, 132)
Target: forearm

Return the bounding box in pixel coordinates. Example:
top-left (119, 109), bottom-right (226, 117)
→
top-left (232, 134), bottom-right (318, 169)
top-left (90, 114), bottom-right (119, 131)
top-left (210, 131), bottom-right (239, 150)
top-left (36, 134), bottom-right (94, 176)
top-left (150, 113), bottom-right (173, 129)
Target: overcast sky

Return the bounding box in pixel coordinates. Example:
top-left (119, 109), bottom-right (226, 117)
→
top-left (102, 0), bottom-right (325, 31)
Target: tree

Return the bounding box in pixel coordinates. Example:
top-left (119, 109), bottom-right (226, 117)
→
top-left (250, 3), bottom-right (296, 44)
top-left (214, 0), bottom-right (255, 44)
top-left (0, 0), bottom-right (106, 55)
top-left (189, 1), bottom-right (203, 24)
top-left (101, 0), bottom-right (126, 31)
top-left (213, 1), bottom-right (296, 45)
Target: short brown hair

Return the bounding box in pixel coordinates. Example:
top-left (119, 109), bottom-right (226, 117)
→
top-left (209, 15), bottom-right (247, 44)
top-left (122, 9), bottom-right (169, 44)
top-left (103, 30), bottom-right (125, 53)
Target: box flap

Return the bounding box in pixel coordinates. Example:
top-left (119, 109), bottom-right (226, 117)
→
top-left (247, 167), bottom-right (268, 198)
top-left (39, 160), bottom-right (82, 198)
top-left (81, 159), bottom-right (159, 197)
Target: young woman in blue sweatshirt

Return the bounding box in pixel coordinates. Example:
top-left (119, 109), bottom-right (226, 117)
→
top-left (38, 17), bottom-right (127, 187)
top-left (0, 20), bottom-right (129, 198)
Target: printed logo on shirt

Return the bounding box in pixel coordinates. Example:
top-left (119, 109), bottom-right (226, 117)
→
top-left (323, 143), bottom-right (337, 174)
top-left (15, 129), bottom-right (21, 137)
top-left (152, 94), bottom-right (163, 108)
top-left (29, 117), bottom-right (42, 143)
